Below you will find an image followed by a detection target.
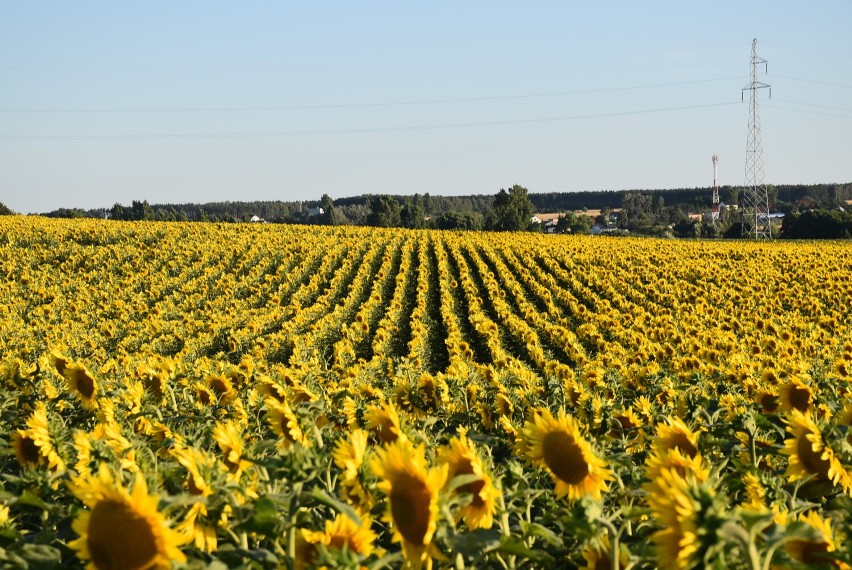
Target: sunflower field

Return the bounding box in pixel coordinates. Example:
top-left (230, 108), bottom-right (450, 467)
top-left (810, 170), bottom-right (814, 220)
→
top-left (1, 216), bottom-right (851, 569)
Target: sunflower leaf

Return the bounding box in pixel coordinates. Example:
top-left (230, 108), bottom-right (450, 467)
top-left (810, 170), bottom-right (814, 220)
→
top-left (309, 487), bottom-right (362, 527)
top-left (12, 544), bottom-right (62, 570)
top-left (495, 536), bottom-right (555, 564)
top-left (242, 496), bottom-right (280, 536)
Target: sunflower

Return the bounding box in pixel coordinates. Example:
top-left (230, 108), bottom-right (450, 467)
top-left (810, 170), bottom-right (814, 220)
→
top-left (67, 464), bottom-right (186, 570)
top-left (211, 421), bottom-right (250, 480)
top-left (581, 535), bottom-right (630, 570)
top-left (646, 469), bottom-right (703, 570)
top-left (265, 397), bottom-right (309, 448)
top-left (318, 513), bottom-right (377, 557)
top-left (25, 401), bottom-right (66, 472)
top-left (12, 429), bottom-right (42, 468)
top-left (740, 471), bottom-right (766, 511)
top-left (437, 431), bottom-right (501, 530)
top-left (47, 347), bottom-right (69, 378)
top-left (651, 417), bottom-right (700, 458)
top-left (333, 429), bottom-right (372, 512)
top-left (782, 410), bottom-right (851, 494)
top-left (63, 362), bottom-right (99, 410)
top-left (171, 446), bottom-right (215, 497)
top-left (779, 376), bottom-right (814, 413)
top-left (520, 408), bottom-right (613, 501)
top-left (370, 439), bottom-right (447, 568)
top-left (644, 447), bottom-right (709, 492)
top-left (206, 373), bottom-right (237, 405)
top-left (173, 502), bottom-right (217, 553)
top-left (364, 401), bottom-right (407, 445)
top-left (785, 510), bottom-right (849, 569)
top-left (333, 428), bottom-right (368, 483)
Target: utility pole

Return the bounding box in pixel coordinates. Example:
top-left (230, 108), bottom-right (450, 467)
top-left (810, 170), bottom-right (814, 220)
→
top-left (741, 38), bottom-right (771, 239)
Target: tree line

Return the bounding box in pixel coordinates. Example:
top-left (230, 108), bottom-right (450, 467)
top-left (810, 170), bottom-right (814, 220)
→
top-left (17, 180), bottom-right (852, 239)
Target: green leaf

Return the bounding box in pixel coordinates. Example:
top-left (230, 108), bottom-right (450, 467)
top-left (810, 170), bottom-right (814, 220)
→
top-left (447, 473), bottom-right (482, 494)
top-left (309, 488), bottom-right (362, 527)
top-left (451, 528), bottom-right (501, 557)
top-left (520, 521), bottom-right (565, 548)
top-left (17, 544), bottom-right (62, 570)
top-left (243, 496), bottom-right (280, 535)
top-left (495, 536), bottom-right (555, 565)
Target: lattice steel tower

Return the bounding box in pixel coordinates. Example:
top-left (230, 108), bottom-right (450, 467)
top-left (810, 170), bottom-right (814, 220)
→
top-left (741, 38), bottom-right (771, 239)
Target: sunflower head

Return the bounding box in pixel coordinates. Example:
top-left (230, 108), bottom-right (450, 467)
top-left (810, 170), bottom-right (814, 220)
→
top-left (582, 535), bottom-right (630, 570)
top-left (782, 410), bottom-right (851, 494)
top-left (364, 401), bottom-right (407, 445)
top-left (437, 432), bottom-right (501, 530)
top-left (211, 421), bottom-right (250, 479)
top-left (12, 429), bottom-right (42, 468)
top-left (647, 468), bottom-right (725, 570)
top-left (265, 397), bottom-right (309, 448)
top-left (63, 363), bottom-right (99, 410)
top-left (370, 439), bottom-right (447, 567)
top-left (651, 417), bottom-right (700, 458)
top-left (68, 464), bottom-right (186, 570)
top-left (779, 377), bottom-right (814, 413)
top-left (520, 408), bottom-right (613, 501)
top-left (785, 510), bottom-right (844, 568)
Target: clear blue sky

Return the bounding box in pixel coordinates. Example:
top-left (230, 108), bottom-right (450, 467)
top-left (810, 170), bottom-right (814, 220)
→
top-left (2, 2), bottom-right (850, 214)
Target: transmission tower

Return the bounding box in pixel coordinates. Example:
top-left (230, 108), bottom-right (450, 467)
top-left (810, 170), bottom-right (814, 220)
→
top-left (711, 155), bottom-right (720, 220)
top-left (741, 38), bottom-right (771, 239)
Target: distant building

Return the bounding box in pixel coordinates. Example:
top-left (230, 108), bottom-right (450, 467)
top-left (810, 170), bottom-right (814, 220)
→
top-left (307, 207), bottom-right (325, 217)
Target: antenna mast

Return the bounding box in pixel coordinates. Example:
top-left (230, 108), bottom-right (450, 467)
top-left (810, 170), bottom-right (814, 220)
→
top-left (741, 38), bottom-right (771, 239)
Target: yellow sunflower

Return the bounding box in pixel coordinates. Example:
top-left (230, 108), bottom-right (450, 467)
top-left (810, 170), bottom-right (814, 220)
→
top-left (25, 401), bottom-right (66, 472)
top-left (651, 417), bottom-right (700, 458)
top-left (62, 362), bottom-right (99, 410)
top-left (171, 446), bottom-right (215, 497)
top-left (370, 439), bottom-right (447, 568)
top-left (173, 502), bottom-right (217, 553)
top-left (333, 429), bottom-right (371, 510)
top-left (12, 429), bottom-right (42, 468)
top-left (582, 534), bottom-right (630, 570)
top-left (437, 431), bottom-right (501, 530)
top-left (782, 410), bottom-right (851, 494)
top-left (318, 513), bottom-right (377, 557)
top-left (779, 376), bottom-right (814, 413)
top-left (206, 373), bottom-right (237, 405)
top-left (785, 510), bottom-right (849, 569)
top-left (520, 408), bottom-right (613, 501)
top-left (644, 447), bottom-right (709, 492)
top-left (265, 397), bottom-right (309, 448)
top-left (646, 468), bottom-right (702, 570)
top-left (364, 401), bottom-right (407, 445)
top-left (211, 421), bottom-right (250, 480)
top-left (67, 464), bottom-right (186, 570)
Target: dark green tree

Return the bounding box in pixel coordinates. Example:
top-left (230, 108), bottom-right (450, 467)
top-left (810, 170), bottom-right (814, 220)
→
top-left (555, 212), bottom-right (592, 234)
top-left (400, 203), bottom-right (425, 229)
top-left (130, 200), bottom-right (153, 221)
top-left (491, 184), bottom-right (533, 231)
top-left (367, 196), bottom-right (402, 227)
top-left (0, 202), bottom-right (14, 215)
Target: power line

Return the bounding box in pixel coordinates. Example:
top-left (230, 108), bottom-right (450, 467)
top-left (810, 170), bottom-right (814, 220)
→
top-left (765, 103), bottom-right (852, 120)
top-left (772, 74), bottom-right (852, 89)
top-left (0, 101), bottom-right (739, 141)
top-left (0, 76), bottom-right (743, 113)
top-left (769, 98), bottom-right (852, 114)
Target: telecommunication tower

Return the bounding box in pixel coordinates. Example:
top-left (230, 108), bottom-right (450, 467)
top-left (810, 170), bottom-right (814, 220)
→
top-left (711, 155), bottom-right (720, 220)
top-left (741, 39), bottom-right (771, 239)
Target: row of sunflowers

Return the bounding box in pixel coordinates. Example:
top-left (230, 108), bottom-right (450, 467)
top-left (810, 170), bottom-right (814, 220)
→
top-left (1, 216), bottom-right (852, 569)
